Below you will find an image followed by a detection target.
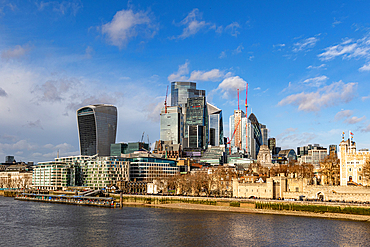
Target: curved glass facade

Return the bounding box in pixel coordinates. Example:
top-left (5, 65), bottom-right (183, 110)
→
top-left (248, 113), bottom-right (262, 156)
top-left (77, 104), bottom-right (117, 156)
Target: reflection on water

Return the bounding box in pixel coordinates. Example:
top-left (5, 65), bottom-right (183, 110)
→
top-left (1, 196), bottom-right (370, 246)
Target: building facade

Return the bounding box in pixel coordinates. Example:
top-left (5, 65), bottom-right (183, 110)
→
top-left (207, 103), bottom-right (224, 146)
top-left (77, 104), bottom-right (117, 156)
top-left (297, 144), bottom-right (327, 168)
top-left (129, 157), bottom-right (179, 182)
top-left (339, 138), bottom-right (370, 186)
top-left (184, 97), bottom-right (208, 149)
top-left (171, 81), bottom-right (205, 110)
top-left (160, 106), bottom-right (183, 145)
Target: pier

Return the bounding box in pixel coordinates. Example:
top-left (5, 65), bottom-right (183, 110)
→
top-left (15, 193), bottom-right (115, 208)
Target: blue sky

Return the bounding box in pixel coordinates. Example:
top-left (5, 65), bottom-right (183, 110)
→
top-left (1, 0), bottom-right (370, 163)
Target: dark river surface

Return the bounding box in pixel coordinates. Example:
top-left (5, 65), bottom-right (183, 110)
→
top-left (1, 197), bottom-right (370, 247)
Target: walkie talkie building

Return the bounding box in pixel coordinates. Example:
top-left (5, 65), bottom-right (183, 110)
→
top-left (77, 104), bottom-right (117, 156)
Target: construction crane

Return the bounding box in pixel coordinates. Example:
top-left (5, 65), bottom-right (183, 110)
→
top-left (237, 88), bottom-right (240, 110)
top-left (227, 88), bottom-right (242, 154)
top-left (164, 85), bottom-right (169, 113)
top-left (140, 131), bottom-right (145, 143)
top-left (227, 118), bottom-right (241, 154)
top-left (245, 83), bottom-right (249, 156)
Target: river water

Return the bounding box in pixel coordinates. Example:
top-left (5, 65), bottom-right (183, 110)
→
top-left (1, 197), bottom-right (369, 247)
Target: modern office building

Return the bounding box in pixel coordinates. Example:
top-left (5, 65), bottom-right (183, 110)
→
top-left (5, 156), bottom-right (15, 163)
top-left (207, 103), bottom-right (224, 146)
top-left (268, 138), bottom-right (276, 154)
top-left (171, 81), bottom-right (205, 110)
top-left (184, 97), bottom-right (208, 149)
top-left (260, 124), bottom-right (268, 146)
top-left (229, 112), bottom-right (263, 159)
top-left (84, 156), bottom-right (130, 189)
top-left (297, 144), bottom-right (328, 168)
top-left (246, 113), bottom-right (263, 159)
top-left (160, 106), bottom-right (183, 145)
top-left (229, 110), bottom-right (245, 150)
top-left (129, 157), bottom-right (179, 182)
top-left (329, 144), bottom-right (338, 157)
top-left (32, 161), bottom-right (76, 190)
top-left (110, 142), bottom-right (150, 156)
top-left (77, 104), bottom-right (117, 156)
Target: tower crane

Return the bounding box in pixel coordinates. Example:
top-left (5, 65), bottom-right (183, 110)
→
top-left (245, 83), bottom-right (249, 155)
top-left (164, 85), bottom-right (169, 113)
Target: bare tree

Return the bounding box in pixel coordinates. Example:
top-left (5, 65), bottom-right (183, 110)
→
top-left (320, 155), bottom-right (340, 185)
top-left (362, 160), bottom-right (370, 186)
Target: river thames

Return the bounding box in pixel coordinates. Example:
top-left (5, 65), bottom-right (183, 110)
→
top-left (1, 196), bottom-right (370, 246)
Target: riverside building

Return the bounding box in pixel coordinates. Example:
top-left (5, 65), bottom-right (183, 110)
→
top-left (77, 104), bottom-right (117, 156)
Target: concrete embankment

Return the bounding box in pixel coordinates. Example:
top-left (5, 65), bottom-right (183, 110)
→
top-left (110, 194), bottom-right (370, 222)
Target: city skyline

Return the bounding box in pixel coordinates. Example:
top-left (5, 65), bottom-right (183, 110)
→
top-left (1, 1), bottom-right (370, 163)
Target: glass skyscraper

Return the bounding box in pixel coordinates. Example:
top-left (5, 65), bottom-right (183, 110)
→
top-left (160, 106), bottom-right (183, 144)
top-left (77, 104), bottom-right (117, 156)
top-left (185, 96), bottom-right (208, 149)
top-left (171, 81), bottom-right (205, 110)
top-left (208, 103), bottom-right (223, 146)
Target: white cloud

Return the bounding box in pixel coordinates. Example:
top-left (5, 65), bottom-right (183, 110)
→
top-left (225, 22), bottom-right (240, 37)
top-left (145, 101), bottom-right (163, 122)
top-left (254, 87), bottom-right (261, 90)
top-left (307, 64), bottom-right (326, 69)
top-left (168, 62), bottom-right (224, 82)
top-left (189, 69), bottom-right (223, 81)
top-left (332, 18), bottom-right (342, 27)
top-left (302, 75), bottom-right (328, 87)
top-left (176, 8), bottom-right (210, 39)
top-left (344, 116), bottom-right (365, 124)
top-left (1, 45), bottom-right (30, 60)
top-left (359, 63), bottom-right (370, 71)
top-left (233, 44), bottom-right (244, 54)
top-left (35, 0), bottom-right (82, 16)
top-left (293, 37), bottom-right (319, 52)
top-left (318, 35), bottom-right (370, 70)
top-left (217, 76), bottom-right (247, 99)
top-left (278, 81), bottom-right (357, 112)
top-left (219, 51), bottom-right (227, 59)
top-left (362, 95), bottom-right (370, 101)
top-left (101, 8), bottom-right (155, 48)
top-left (362, 124), bottom-right (370, 133)
top-left (167, 61), bottom-right (189, 81)
top-left (334, 110), bottom-right (353, 121)
top-left (85, 46), bottom-right (94, 59)
top-left (277, 128), bottom-right (317, 147)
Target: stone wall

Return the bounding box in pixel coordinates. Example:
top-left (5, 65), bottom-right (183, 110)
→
top-left (284, 184), bottom-right (370, 202)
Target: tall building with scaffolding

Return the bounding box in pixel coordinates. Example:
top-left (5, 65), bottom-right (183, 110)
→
top-left (229, 112), bottom-right (264, 159)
